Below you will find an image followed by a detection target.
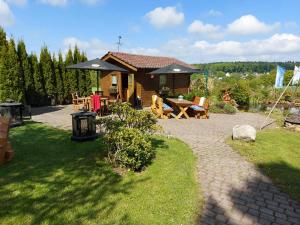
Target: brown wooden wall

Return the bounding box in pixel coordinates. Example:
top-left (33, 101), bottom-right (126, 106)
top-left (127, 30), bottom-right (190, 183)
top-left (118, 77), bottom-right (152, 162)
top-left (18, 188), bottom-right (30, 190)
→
top-left (100, 71), bottom-right (121, 98)
top-left (101, 57), bottom-right (191, 107)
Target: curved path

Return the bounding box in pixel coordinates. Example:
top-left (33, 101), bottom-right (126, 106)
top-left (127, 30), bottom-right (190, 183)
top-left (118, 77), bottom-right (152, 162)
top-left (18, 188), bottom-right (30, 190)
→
top-left (159, 113), bottom-right (300, 225)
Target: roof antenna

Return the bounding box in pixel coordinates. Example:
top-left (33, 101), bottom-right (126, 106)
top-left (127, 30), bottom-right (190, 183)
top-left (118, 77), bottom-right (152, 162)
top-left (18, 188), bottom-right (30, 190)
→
top-left (117, 35), bottom-right (122, 52)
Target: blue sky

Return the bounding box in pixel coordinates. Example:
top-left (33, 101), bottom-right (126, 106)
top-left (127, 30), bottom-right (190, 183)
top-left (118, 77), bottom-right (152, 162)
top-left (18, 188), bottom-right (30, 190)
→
top-left (1, 0), bottom-right (300, 63)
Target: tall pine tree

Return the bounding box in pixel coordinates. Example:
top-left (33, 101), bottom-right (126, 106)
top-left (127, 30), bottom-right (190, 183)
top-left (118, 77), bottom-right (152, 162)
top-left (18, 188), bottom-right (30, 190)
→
top-left (28, 53), bottom-right (46, 106)
top-left (0, 27), bottom-right (7, 49)
top-left (40, 46), bottom-right (56, 104)
top-left (80, 52), bottom-right (91, 96)
top-left (17, 40), bottom-right (33, 104)
top-left (64, 48), bottom-right (74, 101)
top-left (0, 39), bottom-right (24, 102)
top-left (54, 53), bottom-right (65, 104)
top-left (72, 46), bottom-right (81, 94)
top-left (0, 27), bottom-right (8, 101)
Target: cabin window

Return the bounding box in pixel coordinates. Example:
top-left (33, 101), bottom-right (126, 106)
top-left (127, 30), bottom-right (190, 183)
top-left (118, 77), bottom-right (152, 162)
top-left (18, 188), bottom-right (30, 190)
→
top-left (112, 75), bottom-right (117, 86)
top-left (159, 74), bottom-right (167, 87)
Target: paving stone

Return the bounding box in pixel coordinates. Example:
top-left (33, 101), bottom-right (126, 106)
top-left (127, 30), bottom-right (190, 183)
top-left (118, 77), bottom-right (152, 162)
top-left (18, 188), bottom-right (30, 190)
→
top-left (247, 203), bottom-right (259, 210)
top-left (260, 207), bottom-right (274, 216)
top-left (275, 218), bottom-right (292, 225)
top-left (216, 214), bottom-right (227, 223)
top-left (267, 204), bottom-right (284, 213)
top-left (287, 216), bottom-right (300, 224)
top-left (248, 208), bottom-right (260, 216)
top-left (258, 218), bottom-right (272, 225)
top-left (274, 212), bottom-right (287, 220)
top-left (260, 212), bottom-right (275, 222)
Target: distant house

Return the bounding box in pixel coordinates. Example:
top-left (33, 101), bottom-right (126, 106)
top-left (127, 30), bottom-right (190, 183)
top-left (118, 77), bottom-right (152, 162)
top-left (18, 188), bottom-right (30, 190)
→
top-left (100, 52), bottom-right (194, 106)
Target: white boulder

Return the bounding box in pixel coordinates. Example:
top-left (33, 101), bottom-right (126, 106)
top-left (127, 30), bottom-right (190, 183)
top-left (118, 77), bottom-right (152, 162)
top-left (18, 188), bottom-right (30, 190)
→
top-left (232, 125), bottom-right (256, 142)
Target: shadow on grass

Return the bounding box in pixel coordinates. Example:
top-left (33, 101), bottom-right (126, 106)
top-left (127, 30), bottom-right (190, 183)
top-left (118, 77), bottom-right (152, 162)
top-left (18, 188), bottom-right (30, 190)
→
top-left (0, 122), bottom-right (149, 225)
top-left (199, 162), bottom-right (300, 225)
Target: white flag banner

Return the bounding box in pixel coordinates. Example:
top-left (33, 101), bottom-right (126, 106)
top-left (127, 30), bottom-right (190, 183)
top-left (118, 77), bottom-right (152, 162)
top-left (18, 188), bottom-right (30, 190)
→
top-left (292, 66), bottom-right (300, 85)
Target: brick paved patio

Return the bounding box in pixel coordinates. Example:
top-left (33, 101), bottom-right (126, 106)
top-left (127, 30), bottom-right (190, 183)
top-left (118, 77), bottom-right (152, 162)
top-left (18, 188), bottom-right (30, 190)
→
top-left (159, 114), bottom-right (300, 225)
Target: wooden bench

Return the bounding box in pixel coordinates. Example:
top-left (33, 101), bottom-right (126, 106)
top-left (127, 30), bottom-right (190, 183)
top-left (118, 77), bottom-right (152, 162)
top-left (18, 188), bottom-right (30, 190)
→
top-left (151, 95), bottom-right (173, 119)
top-left (189, 96), bottom-right (209, 119)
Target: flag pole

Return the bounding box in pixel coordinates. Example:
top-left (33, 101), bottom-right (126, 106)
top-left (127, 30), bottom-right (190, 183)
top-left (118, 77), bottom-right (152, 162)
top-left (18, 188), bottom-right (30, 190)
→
top-left (260, 74), bottom-right (295, 130)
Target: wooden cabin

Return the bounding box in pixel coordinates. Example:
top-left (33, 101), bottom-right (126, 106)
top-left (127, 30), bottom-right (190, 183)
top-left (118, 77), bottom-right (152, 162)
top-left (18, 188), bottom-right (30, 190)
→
top-left (100, 52), bottom-right (194, 106)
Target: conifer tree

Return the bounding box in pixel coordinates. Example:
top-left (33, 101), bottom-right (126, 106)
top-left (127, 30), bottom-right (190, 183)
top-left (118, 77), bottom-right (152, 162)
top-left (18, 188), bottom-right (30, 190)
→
top-left (64, 48), bottom-right (74, 100)
top-left (17, 40), bottom-right (33, 104)
top-left (58, 52), bottom-right (67, 101)
top-left (0, 39), bottom-right (23, 102)
top-left (0, 27), bottom-right (8, 100)
top-left (40, 46), bottom-right (56, 104)
top-left (71, 46), bottom-right (81, 94)
top-left (54, 52), bottom-right (65, 104)
top-left (80, 52), bottom-right (91, 96)
top-left (77, 51), bottom-right (86, 96)
top-left (28, 53), bottom-right (46, 106)
top-left (0, 27), bottom-right (7, 49)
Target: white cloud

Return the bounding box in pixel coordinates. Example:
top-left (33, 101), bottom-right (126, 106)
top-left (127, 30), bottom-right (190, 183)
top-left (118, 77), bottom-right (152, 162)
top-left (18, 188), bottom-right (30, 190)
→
top-left (207, 9), bottom-right (222, 17)
top-left (227, 15), bottom-right (280, 35)
top-left (63, 37), bottom-right (112, 58)
top-left (63, 37), bottom-right (162, 59)
top-left (162, 33), bottom-right (300, 62)
top-left (0, 0), bottom-right (14, 27)
top-left (6, 0), bottom-right (27, 6)
top-left (39, 0), bottom-right (69, 6)
top-left (39, 0), bottom-right (104, 6)
top-left (145, 6), bottom-right (184, 29)
top-left (80, 0), bottom-right (104, 5)
top-left (63, 33), bottom-right (300, 63)
top-left (124, 47), bottom-right (161, 56)
top-left (188, 20), bottom-right (222, 39)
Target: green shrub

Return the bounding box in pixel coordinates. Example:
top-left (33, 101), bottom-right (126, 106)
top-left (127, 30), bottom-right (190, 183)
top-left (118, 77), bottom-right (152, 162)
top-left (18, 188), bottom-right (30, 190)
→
top-left (231, 80), bottom-right (250, 107)
top-left (97, 103), bottom-right (158, 171)
top-left (223, 103), bottom-right (237, 114)
top-left (210, 101), bottom-right (237, 114)
top-left (105, 127), bottom-right (153, 171)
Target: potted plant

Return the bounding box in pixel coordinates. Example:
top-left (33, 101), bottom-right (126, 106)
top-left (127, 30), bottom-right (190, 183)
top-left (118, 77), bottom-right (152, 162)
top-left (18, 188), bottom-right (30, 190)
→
top-left (109, 86), bottom-right (118, 94)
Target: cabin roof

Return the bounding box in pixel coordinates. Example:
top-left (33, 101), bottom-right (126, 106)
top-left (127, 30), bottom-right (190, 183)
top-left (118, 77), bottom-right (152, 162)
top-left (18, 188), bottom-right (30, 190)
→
top-left (102, 51), bottom-right (195, 70)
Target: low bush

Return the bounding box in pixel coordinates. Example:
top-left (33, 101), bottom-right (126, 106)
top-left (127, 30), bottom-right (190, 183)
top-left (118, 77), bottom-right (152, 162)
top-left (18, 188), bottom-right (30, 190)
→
top-left (97, 103), bottom-right (158, 171)
top-left (210, 101), bottom-right (237, 114)
top-left (223, 103), bottom-right (237, 114)
top-left (231, 80), bottom-right (250, 107)
top-left (105, 127), bottom-right (153, 171)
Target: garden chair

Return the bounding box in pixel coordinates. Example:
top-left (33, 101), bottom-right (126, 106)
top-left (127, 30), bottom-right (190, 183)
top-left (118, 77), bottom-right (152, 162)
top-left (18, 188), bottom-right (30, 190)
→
top-left (189, 96), bottom-right (209, 119)
top-left (151, 95), bottom-right (173, 119)
top-left (151, 95), bottom-right (158, 113)
top-left (72, 92), bottom-right (84, 111)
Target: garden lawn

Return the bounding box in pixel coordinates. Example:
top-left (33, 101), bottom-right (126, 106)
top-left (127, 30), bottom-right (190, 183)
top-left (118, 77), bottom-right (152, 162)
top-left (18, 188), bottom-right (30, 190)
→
top-left (0, 122), bottom-right (202, 225)
top-left (228, 128), bottom-right (300, 202)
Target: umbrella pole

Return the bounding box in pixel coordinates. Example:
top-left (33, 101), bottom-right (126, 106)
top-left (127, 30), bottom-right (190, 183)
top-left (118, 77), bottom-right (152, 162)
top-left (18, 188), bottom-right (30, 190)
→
top-left (97, 71), bottom-right (100, 92)
top-left (173, 74), bottom-right (175, 96)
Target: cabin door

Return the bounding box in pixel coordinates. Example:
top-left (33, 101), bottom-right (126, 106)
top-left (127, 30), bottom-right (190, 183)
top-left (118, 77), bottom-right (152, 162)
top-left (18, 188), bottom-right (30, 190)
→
top-left (121, 73), bottom-right (128, 102)
top-left (121, 73), bottom-right (135, 104)
top-left (127, 73), bottom-right (135, 104)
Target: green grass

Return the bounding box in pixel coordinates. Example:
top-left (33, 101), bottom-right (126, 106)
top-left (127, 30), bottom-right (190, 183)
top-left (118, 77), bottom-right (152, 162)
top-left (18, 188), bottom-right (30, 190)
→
top-left (228, 128), bottom-right (300, 202)
top-left (0, 122), bottom-right (202, 225)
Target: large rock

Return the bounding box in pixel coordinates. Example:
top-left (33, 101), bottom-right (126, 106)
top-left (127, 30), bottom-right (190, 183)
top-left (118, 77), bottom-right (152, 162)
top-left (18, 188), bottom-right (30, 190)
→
top-left (232, 125), bottom-right (256, 142)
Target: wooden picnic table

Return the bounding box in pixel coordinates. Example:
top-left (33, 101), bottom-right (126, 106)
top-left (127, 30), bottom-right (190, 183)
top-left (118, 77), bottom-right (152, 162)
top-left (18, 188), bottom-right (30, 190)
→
top-left (166, 98), bottom-right (193, 119)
